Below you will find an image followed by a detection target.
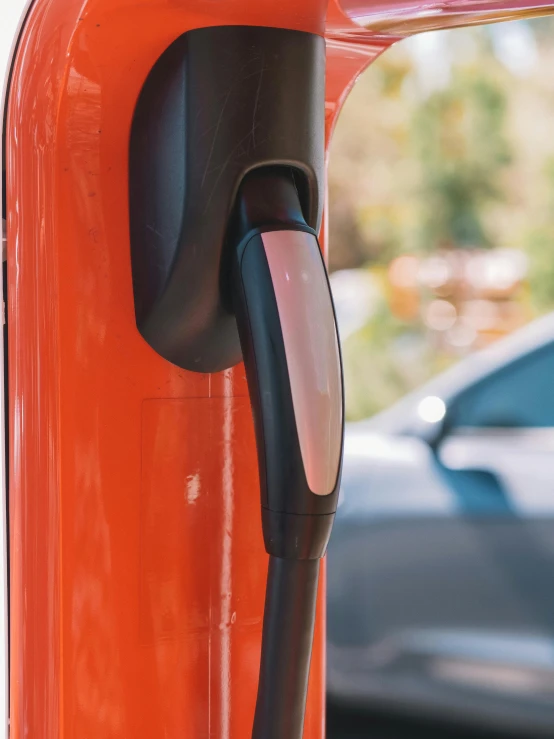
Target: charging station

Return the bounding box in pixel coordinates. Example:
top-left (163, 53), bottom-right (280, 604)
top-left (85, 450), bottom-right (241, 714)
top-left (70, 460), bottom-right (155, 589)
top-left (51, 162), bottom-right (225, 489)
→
top-left (5, 0), bottom-right (550, 737)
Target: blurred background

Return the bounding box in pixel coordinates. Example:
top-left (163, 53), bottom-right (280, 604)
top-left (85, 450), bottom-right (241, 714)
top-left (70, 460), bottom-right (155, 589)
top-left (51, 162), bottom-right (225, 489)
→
top-left (326, 16), bottom-right (554, 738)
top-left (329, 17), bottom-right (554, 421)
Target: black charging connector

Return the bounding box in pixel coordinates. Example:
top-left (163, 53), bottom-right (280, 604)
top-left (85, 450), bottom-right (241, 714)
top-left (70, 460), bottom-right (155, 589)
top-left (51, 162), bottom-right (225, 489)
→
top-left (230, 168), bottom-right (342, 559)
top-left (230, 168), bottom-right (344, 739)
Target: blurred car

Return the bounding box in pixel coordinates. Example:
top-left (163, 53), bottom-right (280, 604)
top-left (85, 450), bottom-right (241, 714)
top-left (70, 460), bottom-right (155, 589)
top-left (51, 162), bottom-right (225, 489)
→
top-left (327, 311), bottom-right (554, 737)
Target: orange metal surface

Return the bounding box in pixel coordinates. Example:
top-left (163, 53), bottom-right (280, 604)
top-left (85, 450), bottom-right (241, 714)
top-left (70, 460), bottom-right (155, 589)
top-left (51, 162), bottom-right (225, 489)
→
top-left (5, 1), bottom-right (383, 737)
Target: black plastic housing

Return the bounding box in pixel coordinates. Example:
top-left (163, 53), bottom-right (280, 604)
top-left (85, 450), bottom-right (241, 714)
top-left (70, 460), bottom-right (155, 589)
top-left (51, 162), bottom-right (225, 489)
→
top-left (129, 26), bottom-right (325, 372)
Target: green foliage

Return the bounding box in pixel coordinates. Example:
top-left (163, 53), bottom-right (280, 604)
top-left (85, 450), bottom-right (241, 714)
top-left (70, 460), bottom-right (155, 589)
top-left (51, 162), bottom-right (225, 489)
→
top-left (526, 227), bottom-right (554, 311)
top-left (342, 303), bottom-right (422, 420)
top-left (412, 72), bottom-right (512, 250)
top-left (342, 296), bottom-right (456, 420)
top-left (525, 158), bottom-right (554, 311)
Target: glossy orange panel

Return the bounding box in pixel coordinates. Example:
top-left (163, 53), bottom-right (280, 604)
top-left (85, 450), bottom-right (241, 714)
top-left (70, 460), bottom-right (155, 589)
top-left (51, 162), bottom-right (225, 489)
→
top-left (5, 0), bottom-right (385, 736)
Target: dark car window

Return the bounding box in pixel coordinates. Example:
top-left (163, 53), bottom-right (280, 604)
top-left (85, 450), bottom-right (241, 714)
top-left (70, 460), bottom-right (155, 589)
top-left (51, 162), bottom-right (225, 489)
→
top-left (448, 343), bottom-right (554, 429)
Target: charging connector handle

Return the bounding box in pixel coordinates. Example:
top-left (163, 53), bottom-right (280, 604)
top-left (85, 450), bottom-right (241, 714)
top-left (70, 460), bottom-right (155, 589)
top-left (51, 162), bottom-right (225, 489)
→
top-left (231, 169), bottom-right (344, 738)
top-left (232, 170), bottom-right (344, 560)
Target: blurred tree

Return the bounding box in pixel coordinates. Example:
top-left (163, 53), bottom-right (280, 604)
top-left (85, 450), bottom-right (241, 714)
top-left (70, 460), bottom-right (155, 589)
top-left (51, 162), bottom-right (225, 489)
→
top-left (329, 35), bottom-right (513, 272)
top-left (412, 71), bottom-right (512, 251)
top-left (328, 52), bottom-right (415, 271)
top-left (525, 158), bottom-right (554, 311)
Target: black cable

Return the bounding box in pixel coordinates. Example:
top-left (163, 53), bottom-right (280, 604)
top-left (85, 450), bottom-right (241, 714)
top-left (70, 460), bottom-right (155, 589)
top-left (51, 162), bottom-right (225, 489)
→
top-left (252, 556), bottom-right (320, 739)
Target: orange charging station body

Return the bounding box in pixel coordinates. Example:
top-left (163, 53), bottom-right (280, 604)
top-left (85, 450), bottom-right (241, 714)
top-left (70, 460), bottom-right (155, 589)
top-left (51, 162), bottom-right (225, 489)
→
top-left (5, 0), bottom-right (553, 737)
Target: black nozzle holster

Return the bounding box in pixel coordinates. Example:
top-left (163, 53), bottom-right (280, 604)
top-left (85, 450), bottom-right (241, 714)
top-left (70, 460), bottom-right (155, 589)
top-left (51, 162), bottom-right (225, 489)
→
top-left (129, 25), bottom-right (325, 372)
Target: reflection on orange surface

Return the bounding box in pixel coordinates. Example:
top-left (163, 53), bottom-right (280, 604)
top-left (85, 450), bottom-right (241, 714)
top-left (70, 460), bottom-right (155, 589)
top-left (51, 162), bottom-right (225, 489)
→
top-left (361, 6), bottom-right (554, 35)
top-left (339, 0), bottom-right (554, 35)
